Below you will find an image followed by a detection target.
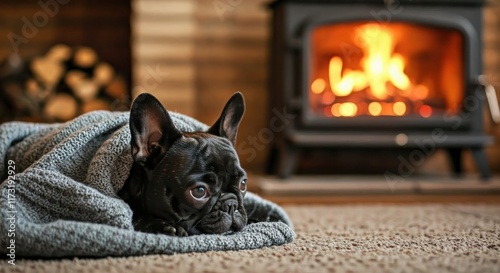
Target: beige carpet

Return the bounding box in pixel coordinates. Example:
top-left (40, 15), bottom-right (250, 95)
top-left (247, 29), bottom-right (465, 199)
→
top-left (3, 204), bottom-right (500, 273)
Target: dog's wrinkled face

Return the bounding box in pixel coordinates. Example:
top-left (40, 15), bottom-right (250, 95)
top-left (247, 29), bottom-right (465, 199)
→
top-left (120, 92), bottom-right (247, 236)
top-left (151, 132), bottom-right (247, 235)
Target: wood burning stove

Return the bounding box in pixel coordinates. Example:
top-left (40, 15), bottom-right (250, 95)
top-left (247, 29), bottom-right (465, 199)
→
top-left (267, 0), bottom-right (497, 178)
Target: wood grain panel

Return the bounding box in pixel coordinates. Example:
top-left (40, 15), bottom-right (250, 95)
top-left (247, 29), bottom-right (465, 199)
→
top-left (132, 0), bottom-right (196, 118)
top-left (133, 0), bottom-right (194, 17)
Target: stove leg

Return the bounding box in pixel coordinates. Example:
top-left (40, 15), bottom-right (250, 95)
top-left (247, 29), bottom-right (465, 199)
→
top-left (447, 148), bottom-right (463, 177)
top-left (277, 146), bottom-right (299, 179)
top-left (470, 148), bottom-right (491, 180)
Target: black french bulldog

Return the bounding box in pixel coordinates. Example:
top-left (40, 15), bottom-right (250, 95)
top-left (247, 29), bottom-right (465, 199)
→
top-left (118, 92), bottom-right (248, 236)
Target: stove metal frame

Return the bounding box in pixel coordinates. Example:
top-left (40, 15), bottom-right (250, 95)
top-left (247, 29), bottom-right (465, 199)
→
top-left (267, 0), bottom-right (493, 178)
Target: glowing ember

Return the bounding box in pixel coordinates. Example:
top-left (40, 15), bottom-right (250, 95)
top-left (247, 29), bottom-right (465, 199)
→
top-left (331, 103), bottom-right (341, 117)
top-left (322, 92), bottom-right (335, 105)
top-left (339, 102), bottom-right (358, 117)
top-left (311, 78), bottom-right (326, 94)
top-left (368, 102), bottom-right (382, 116)
top-left (419, 105), bottom-right (432, 118)
top-left (393, 102), bottom-right (407, 116)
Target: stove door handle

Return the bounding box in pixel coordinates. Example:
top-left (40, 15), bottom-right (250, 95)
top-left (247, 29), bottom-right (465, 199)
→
top-left (478, 75), bottom-right (500, 124)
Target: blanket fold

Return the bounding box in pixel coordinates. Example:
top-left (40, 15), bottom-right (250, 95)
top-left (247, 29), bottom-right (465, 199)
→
top-left (0, 111), bottom-right (294, 258)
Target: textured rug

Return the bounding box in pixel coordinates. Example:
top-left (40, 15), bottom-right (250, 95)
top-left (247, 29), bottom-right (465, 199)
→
top-left (2, 204), bottom-right (499, 273)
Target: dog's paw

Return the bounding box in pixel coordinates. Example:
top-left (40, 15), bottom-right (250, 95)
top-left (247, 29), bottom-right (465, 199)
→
top-left (135, 217), bottom-right (189, 236)
top-left (161, 224), bottom-right (188, 237)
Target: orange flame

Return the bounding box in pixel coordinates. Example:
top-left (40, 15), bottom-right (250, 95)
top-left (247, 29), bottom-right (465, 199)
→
top-left (326, 24), bottom-right (413, 99)
top-left (311, 24), bottom-right (421, 117)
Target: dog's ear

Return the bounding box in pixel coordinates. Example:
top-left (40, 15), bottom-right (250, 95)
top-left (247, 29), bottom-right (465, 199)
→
top-left (129, 93), bottom-right (182, 168)
top-left (208, 92), bottom-right (245, 145)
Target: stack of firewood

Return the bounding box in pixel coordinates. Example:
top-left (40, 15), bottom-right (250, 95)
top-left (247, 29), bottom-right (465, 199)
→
top-left (0, 44), bottom-right (129, 122)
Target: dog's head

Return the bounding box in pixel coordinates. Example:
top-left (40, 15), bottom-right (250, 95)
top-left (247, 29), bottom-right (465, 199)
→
top-left (128, 92), bottom-right (247, 235)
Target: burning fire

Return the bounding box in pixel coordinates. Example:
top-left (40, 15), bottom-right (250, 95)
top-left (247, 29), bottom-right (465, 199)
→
top-left (312, 24), bottom-right (433, 118)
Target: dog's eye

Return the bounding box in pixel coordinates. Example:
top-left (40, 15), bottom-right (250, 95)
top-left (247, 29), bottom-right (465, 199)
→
top-left (148, 143), bottom-right (161, 154)
top-left (190, 186), bottom-right (208, 199)
top-left (239, 179), bottom-right (247, 192)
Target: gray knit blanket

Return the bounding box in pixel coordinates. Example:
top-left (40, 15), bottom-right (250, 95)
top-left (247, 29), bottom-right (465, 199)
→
top-left (0, 111), bottom-right (294, 258)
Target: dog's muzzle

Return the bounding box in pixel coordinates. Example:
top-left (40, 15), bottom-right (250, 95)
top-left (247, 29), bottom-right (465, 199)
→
top-left (220, 193), bottom-right (238, 214)
top-left (198, 192), bottom-right (247, 234)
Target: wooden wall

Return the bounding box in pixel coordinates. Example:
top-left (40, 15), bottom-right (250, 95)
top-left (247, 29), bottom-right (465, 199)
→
top-left (132, 0), bottom-right (197, 116)
top-left (193, 0), bottom-right (271, 170)
top-left (483, 2), bottom-right (500, 173)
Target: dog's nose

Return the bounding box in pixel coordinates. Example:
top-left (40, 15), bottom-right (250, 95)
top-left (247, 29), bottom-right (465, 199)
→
top-left (222, 198), bottom-right (238, 214)
top-left (223, 199), bottom-right (237, 213)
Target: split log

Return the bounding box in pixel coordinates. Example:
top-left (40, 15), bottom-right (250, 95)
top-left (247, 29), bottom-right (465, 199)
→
top-left (65, 70), bottom-right (86, 89)
top-left (74, 47), bottom-right (98, 68)
top-left (46, 44), bottom-right (72, 62)
top-left (25, 78), bottom-right (51, 101)
top-left (43, 93), bottom-right (78, 121)
top-left (82, 99), bottom-right (111, 113)
top-left (105, 77), bottom-right (127, 99)
top-left (4, 83), bottom-right (39, 114)
top-left (26, 78), bottom-right (40, 96)
top-left (94, 62), bottom-right (115, 85)
top-left (73, 79), bottom-right (100, 102)
top-left (30, 57), bottom-right (63, 88)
